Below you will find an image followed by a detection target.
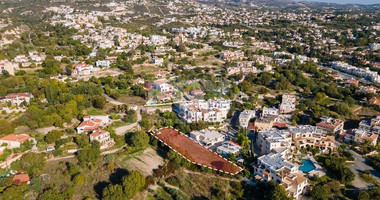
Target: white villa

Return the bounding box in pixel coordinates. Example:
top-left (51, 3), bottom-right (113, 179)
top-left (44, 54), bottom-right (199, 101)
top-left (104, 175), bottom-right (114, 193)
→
top-left (253, 153), bottom-right (308, 199)
top-left (238, 110), bottom-right (256, 129)
top-left (279, 93), bottom-right (296, 114)
top-left (190, 129), bottom-right (225, 147)
top-left (216, 141), bottom-right (242, 156)
top-left (89, 129), bottom-right (115, 149)
top-left (256, 129), bottom-right (292, 156)
top-left (178, 99), bottom-right (230, 123)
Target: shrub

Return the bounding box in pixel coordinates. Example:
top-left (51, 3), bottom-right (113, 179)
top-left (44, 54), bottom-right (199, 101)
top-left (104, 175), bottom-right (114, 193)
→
top-left (72, 173), bottom-right (86, 185)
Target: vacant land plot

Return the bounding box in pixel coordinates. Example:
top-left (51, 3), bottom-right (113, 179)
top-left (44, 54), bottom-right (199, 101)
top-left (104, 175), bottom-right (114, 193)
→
top-left (117, 96), bottom-right (146, 106)
top-left (152, 128), bottom-right (242, 174)
top-left (133, 64), bottom-right (159, 74)
top-left (118, 148), bottom-right (164, 176)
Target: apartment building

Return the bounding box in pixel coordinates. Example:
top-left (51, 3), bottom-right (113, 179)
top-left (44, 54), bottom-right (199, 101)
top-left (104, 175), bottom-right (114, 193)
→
top-left (358, 115), bottom-right (380, 134)
top-left (253, 153), bottom-right (308, 199)
top-left (331, 61), bottom-right (380, 83)
top-left (227, 61), bottom-right (257, 75)
top-left (256, 128), bottom-right (292, 155)
top-left (96, 60), bottom-right (111, 68)
top-left (220, 50), bottom-right (246, 61)
top-left (254, 115), bottom-right (278, 131)
top-left (344, 129), bottom-right (378, 147)
top-left (289, 125), bottom-right (336, 153)
top-left (178, 99), bottom-right (230, 123)
top-left (238, 110), bottom-right (256, 129)
top-left (279, 93), bottom-right (296, 114)
top-left (316, 116), bottom-right (344, 136)
top-left (262, 107), bottom-right (279, 117)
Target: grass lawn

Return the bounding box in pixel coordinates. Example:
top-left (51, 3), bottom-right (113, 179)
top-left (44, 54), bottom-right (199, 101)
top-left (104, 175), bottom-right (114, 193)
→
top-left (86, 108), bottom-right (106, 115)
top-left (147, 187), bottom-right (173, 200)
top-left (109, 120), bottom-right (129, 129)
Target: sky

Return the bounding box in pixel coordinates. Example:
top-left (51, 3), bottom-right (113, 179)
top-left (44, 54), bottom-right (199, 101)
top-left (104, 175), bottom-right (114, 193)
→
top-left (296, 0), bottom-right (380, 5)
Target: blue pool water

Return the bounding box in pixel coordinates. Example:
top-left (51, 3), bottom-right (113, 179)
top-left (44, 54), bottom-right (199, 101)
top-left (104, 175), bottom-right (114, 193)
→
top-left (299, 159), bottom-right (316, 173)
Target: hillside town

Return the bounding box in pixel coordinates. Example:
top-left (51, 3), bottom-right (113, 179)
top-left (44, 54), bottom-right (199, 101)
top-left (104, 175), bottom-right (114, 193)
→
top-left (0, 0), bottom-right (379, 199)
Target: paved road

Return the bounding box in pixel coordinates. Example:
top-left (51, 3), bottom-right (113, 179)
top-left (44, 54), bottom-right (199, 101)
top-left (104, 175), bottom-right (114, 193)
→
top-left (48, 145), bottom-right (126, 162)
top-left (103, 93), bottom-right (142, 134)
top-left (103, 93), bottom-right (124, 106)
top-left (114, 106), bottom-right (142, 135)
top-left (335, 141), bottom-right (380, 189)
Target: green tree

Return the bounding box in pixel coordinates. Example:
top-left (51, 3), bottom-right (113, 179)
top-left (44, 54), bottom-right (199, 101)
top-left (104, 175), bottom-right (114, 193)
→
top-left (235, 131), bottom-right (250, 148)
top-left (357, 191), bottom-right (370, 200)
top-left (74, 133), bottom-right (90, 148)
top-left (310, 185), bottom-right (329, 200)
top-left (11, 152), bottom-right (46, 177)
top-left (72, 173), bottom-right (86, 185)
top-left (76, 141), bottom-right (101, 164)
top-left (257, 72), bottom-right (272, 87)
top-left (0, 184), bottom-right (29, 200)
top-left (0, 120), bottom-right (14, 137)
top-left (268, 184), bottom-right (291, 200)
top-left (122, 170), bottom-right (145, 199)
top-left (140, 118), bottom-right (152, 130)
top-left (102, 184), bottom-right (125, 200)
top-left (92, 95), bottom-right (106, 109)
top-left (129, 131), bottom-right (150, 148)
top-left (340, 167), bottom-right (355, 183)
top-left (44, 130), bottom-right (63, 144)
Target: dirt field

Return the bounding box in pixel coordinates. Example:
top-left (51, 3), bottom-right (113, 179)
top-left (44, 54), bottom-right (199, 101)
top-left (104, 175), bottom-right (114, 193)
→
top-left (117, 96), bottom-right (147, 106)
top-left (119, 148), bottom-right (164, 176)
top-left (133, 64), bottom-right (159, 74)
top-left (152, 128), bottom-right (242, 174)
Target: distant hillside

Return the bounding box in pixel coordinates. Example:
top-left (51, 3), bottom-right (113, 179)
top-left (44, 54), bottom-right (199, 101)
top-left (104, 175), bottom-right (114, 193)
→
top-left (197, 0), bottom-right (380, 10)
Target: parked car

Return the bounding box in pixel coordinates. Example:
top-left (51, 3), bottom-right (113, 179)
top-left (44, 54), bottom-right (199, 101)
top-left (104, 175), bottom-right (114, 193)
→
top-left (46, 147), bottom-right (55, 152)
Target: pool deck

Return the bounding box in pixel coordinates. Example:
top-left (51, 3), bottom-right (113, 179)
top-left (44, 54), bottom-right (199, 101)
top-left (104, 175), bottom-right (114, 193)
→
top-left (305, 156), bottom-right (326, 177)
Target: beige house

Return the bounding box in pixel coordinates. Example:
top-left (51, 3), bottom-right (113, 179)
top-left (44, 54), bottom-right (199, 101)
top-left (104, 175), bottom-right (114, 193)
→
top-left (0, 60), bottom-right (16, 75)
top-left (0, 134), bottom-right (35, 149)
top-left (289, 125), bottom-right (336, 153)
top-left (89, 129), bottom-right (115, 150)
top-left (316, 116), bottom-right (344, 136)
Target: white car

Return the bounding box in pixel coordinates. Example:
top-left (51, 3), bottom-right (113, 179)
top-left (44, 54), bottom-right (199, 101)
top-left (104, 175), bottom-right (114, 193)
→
top-left (46, 147), bottom-right (55, 152)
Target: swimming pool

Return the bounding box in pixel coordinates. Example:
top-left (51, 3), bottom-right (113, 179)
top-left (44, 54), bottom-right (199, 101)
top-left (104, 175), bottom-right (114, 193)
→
top-left (299, 159), bottom-right (316, 173)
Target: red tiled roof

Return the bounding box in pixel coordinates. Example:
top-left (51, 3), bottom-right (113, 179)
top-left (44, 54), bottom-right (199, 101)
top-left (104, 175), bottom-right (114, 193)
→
top-left (273, 122), bottom-right (287, 128)
top-left (90, 129), bottom-right (108, 137)
top-left (5, 93), bottom-right (32, 99)
top-left (0, 134), bottom-right (32, 143)
top-left (316, 122), bottom-right (336, 129)
top-left (12, 174), bottom-right (30, 186)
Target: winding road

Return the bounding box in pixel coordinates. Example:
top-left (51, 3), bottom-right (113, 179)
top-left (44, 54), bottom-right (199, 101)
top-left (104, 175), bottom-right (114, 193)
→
top-left (103, 93), bottom-right (142, 134)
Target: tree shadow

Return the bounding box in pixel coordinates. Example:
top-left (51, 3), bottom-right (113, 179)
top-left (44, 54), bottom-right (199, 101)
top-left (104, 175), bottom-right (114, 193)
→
top-left (93, 181), bottom-right (109, 199)
top-left (191, 196), bottom-right (208, 200)
top-left (109, 168), bottom-right (129, 185)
